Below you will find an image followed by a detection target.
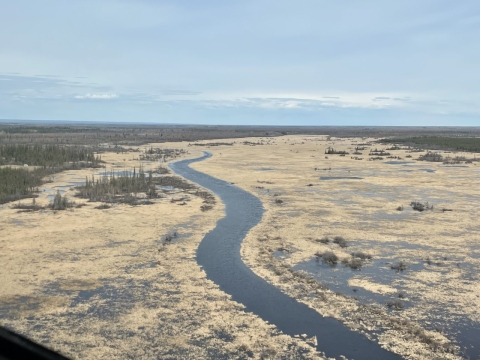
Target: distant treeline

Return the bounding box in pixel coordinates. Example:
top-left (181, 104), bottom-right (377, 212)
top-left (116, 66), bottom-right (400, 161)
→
top-left (0, 126), bottom-right (99, 134)
top-left (0, 144), bottom-right (102, 204)
top-left (380, 136), bottom-right (480, 153)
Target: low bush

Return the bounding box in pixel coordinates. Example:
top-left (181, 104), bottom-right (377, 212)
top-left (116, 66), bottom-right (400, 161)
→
top-left (351, 251), bottom-right (372, 260)
top-left (12, 199), bottom-right (44, 212)
top-left (315, 251), bottom-right (338, 266)
top-left (391, 260), bottom-right (407, 272)
top-left (418, 152), bottom-right (443, 162)
top-left (342, 257), bottom-right (363, 269)
top-left (316, 236), bottom-right (330, 244)
top-left (153, 166), bottom-right (169, 174)
top-left (410, 201), bottom-right (433, 212)
top-left (386, 299), bottom-right (404, 310)
top-left (95, 203), bottom-right (111, 210)
top-left (333, 236), bottom-right (347, 248)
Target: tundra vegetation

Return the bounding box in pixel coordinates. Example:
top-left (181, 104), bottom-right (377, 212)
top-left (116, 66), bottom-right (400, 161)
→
top-left (3, 127), bottom-right (480, 359)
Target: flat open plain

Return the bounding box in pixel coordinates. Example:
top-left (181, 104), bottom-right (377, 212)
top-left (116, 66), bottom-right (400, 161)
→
top-left (1, 134), bottom-right (479, 359)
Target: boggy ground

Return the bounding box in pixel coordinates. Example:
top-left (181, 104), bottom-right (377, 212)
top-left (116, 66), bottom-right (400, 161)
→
top-left (184, 135), bottom-right (479, 360)
top-left (2, 135), bottom-right (479, 359)
top-left (0, 149), bottom-right (320, 359)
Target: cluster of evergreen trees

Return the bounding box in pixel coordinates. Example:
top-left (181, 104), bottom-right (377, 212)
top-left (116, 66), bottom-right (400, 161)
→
top-left (0, 167), bottom-right (45, 204)
top-left (0, 144), bottom-right (100, 167)
top-left (75, 167), bottom-right (158, 204)
top-left (0, 144), bottom-right (102, 204)
top-left (381, 136), bottom-right (480, 153)
top-left (75, 168), bottom-right (197, 205)
top-left (324, 147), bottom-right (348, 155)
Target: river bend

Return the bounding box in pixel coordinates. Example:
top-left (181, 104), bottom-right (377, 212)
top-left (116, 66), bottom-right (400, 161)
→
top-left (170, 152), bottom-right (400, 360)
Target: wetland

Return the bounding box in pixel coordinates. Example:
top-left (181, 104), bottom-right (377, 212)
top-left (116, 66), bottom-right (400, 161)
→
top-left (1, 126), bottom-right (479, 359)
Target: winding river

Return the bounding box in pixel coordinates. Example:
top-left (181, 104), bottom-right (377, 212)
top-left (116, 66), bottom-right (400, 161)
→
top-left (170, 152), bottom-right (401, 360)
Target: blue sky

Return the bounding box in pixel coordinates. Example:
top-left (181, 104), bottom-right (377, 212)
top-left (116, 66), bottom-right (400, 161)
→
top-left (1, 0), bottom-right (479, 125)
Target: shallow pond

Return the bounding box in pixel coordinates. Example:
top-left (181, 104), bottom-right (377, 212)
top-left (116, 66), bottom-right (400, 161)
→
top-left (294, 240), bottom-right (480, 359)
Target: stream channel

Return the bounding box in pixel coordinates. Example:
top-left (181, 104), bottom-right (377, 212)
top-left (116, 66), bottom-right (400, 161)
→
top-left (170, 152), bottom-right (401, 360)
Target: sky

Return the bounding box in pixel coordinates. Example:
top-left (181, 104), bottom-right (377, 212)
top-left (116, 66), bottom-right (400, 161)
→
top-left (0, 0), bottom-right (479, 126)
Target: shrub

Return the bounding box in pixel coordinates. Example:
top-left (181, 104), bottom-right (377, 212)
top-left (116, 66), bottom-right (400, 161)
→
top-left (95, 203), bottom-right (111, 210)
top-left (317, 236), bottom-right (330, 244)
top-left (316, 251), bottom-right (338, 266)
top-left (12, 198), bottom-right (44, 212)
top-left (386, 299), bottom-right (404, 310)
top-left (351, 251), bottom-right (372, 260)
top-left (418, 152), bottom-right (443, 162)
top-left (342, 257), bottom-right (363, 269)
top-left (153, 166), bottom-right (169, 174)
top-left (410, 201), bottom-right (433, 212)
top-left (333, 236), bottom-right (347, 248)
top-left (391, 260), bottom-right (407, 272)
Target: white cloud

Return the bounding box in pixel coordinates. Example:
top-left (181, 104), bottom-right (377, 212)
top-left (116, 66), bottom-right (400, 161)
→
top-left (74, 93), bottom-right (118, 100)
top-left (187, 91), bottom-right (411, 111)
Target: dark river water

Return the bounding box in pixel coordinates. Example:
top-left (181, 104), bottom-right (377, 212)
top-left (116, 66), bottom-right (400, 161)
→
top-left (170, 152), bottom-right (401, 360)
